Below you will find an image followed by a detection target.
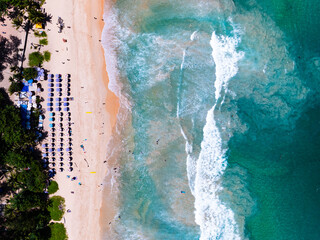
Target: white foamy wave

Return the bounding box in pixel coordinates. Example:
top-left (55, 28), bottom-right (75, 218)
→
top-left (192, 24), bottom-right (244, 239)
top-left (210, 30), bottom-right (244, 100)
top-left (102, 5), bottom-right (132, 110)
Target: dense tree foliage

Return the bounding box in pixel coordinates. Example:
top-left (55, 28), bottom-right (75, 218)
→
top-left (47, 196), bottom-right (65, 221)
top-left (28, 51), bottom-right (44, 66)
top-left (49, 223), bottom-right (67, 240)
top-left (0, 0), bottom-right (48, 28)
top-left (48, 180), bottom-right (59, 194)
top-left (0, 88), bottom-right (52, 239)
top-left (23, 67), bottom-right (38, 80)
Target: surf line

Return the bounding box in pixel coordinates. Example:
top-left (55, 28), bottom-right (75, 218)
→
top-left (193, 23), bottom-right (244, 240)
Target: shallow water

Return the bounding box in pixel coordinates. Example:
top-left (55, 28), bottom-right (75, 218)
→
top-left (102, 0), bottom-right (320, 239)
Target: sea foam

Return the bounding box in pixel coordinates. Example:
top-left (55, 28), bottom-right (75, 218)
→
top-left (191, 25), bottom-right (244, 240)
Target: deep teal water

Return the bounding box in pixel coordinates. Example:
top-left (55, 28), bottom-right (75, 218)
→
top-left (102, 0), bottom-right (320, 239)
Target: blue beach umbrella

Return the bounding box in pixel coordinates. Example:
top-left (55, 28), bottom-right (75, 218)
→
top-left (47, 107), bottom-right (53, 111)
top-left (56, 88), bottom-right (62, 92)
top-left (66, 148), bottom-right (72, 152)
top-left (55, 74), bottom-right (61, 78)
top-left (64, 107), bottom-right (69, 111)
top-left (63, 97), bottom-right (68, 101)
top-left (47, 103), bottom-right (53, 106)
top-left (48, 83), bottom-right (54, 87)
top-left (42, 153), bottom-right (48, 157)
top-left (49, 123), bottom-right (55, 128)
top-left (55, 107), bottom-right (61, 111)
top-left (48, 88), bottom-right (54, 92)
top-left (56, 97), bottom-right (61, 101)
top-left (49, 112), bottom-right (55, 116)
top-left (55, 102), bottom-right (61, 106)
top-left (56, 83), bottom-right (62, 87)
top-left (47, 98), bottom-right (53, 102)
top-left (63, 102), bottom-right (69, 106)
top-left (48, 93), bottom-right (54, 97)
top-left (55, 79), bottom-right (61, 82)
top-left (48, 79), bottom-right (54, 82)
top-left (49, 118), bottom-right (55, 121)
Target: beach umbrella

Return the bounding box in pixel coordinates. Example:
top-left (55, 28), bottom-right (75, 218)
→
top-left (48, 93), bottom-right (54, 97)
top-left (65, 74), bottom-right (70, 79)
top-left (68, 112), bottom-right (71, 116)
top-left (60, 133), bottom-right (64, 137)
top-left (68, 151), bottom-right (72, 156)
top-left (49, 112), bottom-right (55, 116)
top-left (48, 83), bottom-right (54, 87)
top-left (56, 88), bottom-right (62, 92)
top-left (51, 143), bottom-right (55, 147)
top-left (55, 97), bottom-right (61, 101)
top-left (48, 79), bottom-right (54, 82)
top-left (55, 102), bottom-right (61, 106)
top-left (47, 98), bottom-right (53, 102)
top-left (68, 167), bottom-right (73, 172)
top-left (64, 107), bottom-right (69, 111)
top-left (47, 108), bottom-right (53, 112)
top-left (63, 97), bottom-right (68, 101)
top-left (49, 163), bottom-right (55, 168)
top-left (48, 148), bottom-right (53, 153)
top-left (59, 168), bottom-right (64, 172)
top-left (55, 78), bottom-right (61, 82)
top-left (51, 133), bottom-right (55, 137)
top-left (66, 148), bottom-right (71, 152)
top-left (51, 138), bottom-right (55, 142)
top-left (60, 162), bottom-right (64, 167)
top-left (63, 102), bottom-right (69, 106)
top-left (57, 148), bottom-right (62, 152)
top-left (50, 74), bottom-right (54, 78)
top-left (60, 112), bottom-right (64, 116)
top-left (55, 74), bottom-right (61, 78)
top-left (69, 157), bottom-right (73, 161)
top-left (68, 132), bottom-right (72, 136)
top-left (42, 153), bottom-right (48, 157)
top-left (60, 143), bottom-right (64, 147)
top-left (51, 157), bottom-right (56, 162)
top-left (56, 83), bottom-right (62, 87)
top-left (60, 117), bottom-right (63, 122)
top-left (47, 103), bottom-right (53, 106)
top-left (66, 92), bottom-right (71, 96)
top-left (49, 123), bottom-right (55, 128)
top-left (42, 143), bottom-right (47, 148)
top-left (60, 152), bottom-right (64, 156)
top-left (68, 162), bottom-right (73, 167)
top-left (55, 107), bottom-right (61, 111)
top-left (49, 118), bottom-right (55, 121)
top-left (48, 88), bottom-right (54, 92)
top-left (60, 157), bottom-right (64, 161)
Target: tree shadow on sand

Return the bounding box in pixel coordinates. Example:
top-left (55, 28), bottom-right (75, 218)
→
top-left (0, 35), bottom-right (22, 82)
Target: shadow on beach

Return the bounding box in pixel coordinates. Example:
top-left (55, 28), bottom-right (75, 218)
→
top-left (0, 35), bottom-right (22, 82)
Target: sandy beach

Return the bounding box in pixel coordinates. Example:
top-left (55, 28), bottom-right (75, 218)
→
top-left (42, 0), bottom-right (119, 239)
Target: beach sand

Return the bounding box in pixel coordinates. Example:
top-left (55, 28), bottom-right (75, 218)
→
top-left (42, 0), bottom-right (119, 239)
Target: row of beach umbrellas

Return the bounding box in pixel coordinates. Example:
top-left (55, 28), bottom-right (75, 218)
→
top-left (43, 73), bottom-right (73, 173)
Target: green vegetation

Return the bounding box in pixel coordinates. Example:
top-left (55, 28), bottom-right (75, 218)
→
top-left (34, 31), bottom-right (47, 38)
top-left (49, 223), bottom-right (67, 240)
top-left (8, 80), bottom-right (23, 95)
top-left (29, 51), bottom-right (44, 66)
top-left (0, 88), bottom-right (52, 239)
top-left (48, 196), bottom-right (65, 221)
top-left (0, 0), bottom-right (50, 28)
top-left (44, 50), bottom-right (51, 62)
top-left (23, 67), bottom-right (38, 80)
top-left (39, 38), bottom-right (48, 45)
top-left (48, 180), bottom-right (59, 194)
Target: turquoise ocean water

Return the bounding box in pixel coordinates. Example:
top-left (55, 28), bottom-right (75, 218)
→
top-left (102, 0), bottom-right (320, 239)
